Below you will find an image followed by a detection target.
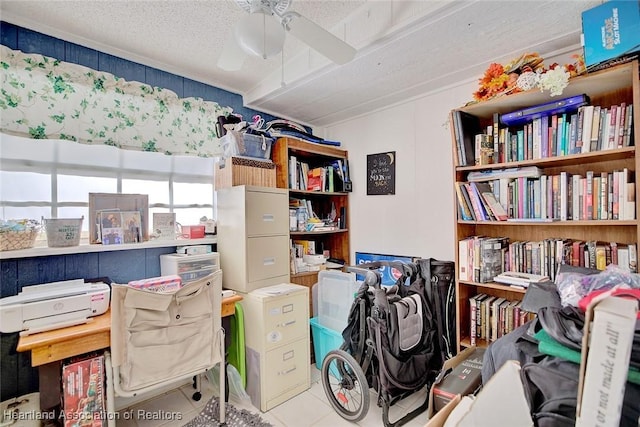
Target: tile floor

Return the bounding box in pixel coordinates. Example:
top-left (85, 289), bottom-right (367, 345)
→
top-left (115, 364), bottom-right (431, 427)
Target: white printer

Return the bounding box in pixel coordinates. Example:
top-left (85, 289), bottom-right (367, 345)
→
top-left (0, 279), bottom-right (110, 336)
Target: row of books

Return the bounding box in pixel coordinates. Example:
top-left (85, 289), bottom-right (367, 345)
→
top-left (468, 294), bottom-right (535, 346)
top-left (456, 168), bottom-right (635, 222)
top-left (459, 235), bottom-right (638, 283)
top-left (453, 101), bottom-right (634, 166)
top-left (288, 156), bottom-right (351, 192)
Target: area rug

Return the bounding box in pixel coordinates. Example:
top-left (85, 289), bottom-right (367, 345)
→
top-left (183, 396), bottom-right (273, 427)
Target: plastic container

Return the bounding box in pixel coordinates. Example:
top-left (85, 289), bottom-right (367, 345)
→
top-left (160, 252), bottom-right (220, 284)
top-left (317, 270), bottom-right (359, 332)
top-left (43, 217), bottom-right (83, 247)
top-left (221, 131), bottom-right (274, 160)
top-left (310, 317), bottom-right (344, 370)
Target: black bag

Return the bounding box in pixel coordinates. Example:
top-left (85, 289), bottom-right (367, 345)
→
top-left (416, 258), bottom-right (457, 360)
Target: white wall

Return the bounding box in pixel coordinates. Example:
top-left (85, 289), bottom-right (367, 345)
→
top-left (325, 78), bottom-right (475, 263)
top-left (325, 48), bottom-right (581, 264)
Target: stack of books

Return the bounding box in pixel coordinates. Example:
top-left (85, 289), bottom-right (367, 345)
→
top-left (493, 271), bottom-right (548, 288)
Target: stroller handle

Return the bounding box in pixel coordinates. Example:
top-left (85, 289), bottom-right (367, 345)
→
top-left (346, 266), bottom-right (382, 288)
top-left (357, 260), bottom-right (416, 277)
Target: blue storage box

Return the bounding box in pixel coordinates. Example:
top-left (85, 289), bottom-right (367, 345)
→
top-left (310, 317), bottom-right (344, 370)
top-left (221, 131), bottom-right (274, 160)
top-left (581, 1), bottom-right (640, 70)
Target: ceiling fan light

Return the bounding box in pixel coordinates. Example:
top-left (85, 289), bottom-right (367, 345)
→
top-left (234, 11), bottom-right (285, 59)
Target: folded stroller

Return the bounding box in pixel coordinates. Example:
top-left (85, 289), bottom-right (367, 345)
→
top-left (321, 259), bottom-right (455, 427)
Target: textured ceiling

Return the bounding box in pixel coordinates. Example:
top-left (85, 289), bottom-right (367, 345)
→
top-left (1, 0), bottom-right (602, 127)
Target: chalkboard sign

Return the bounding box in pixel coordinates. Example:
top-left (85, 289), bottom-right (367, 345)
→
top-left (367, 151), bottom-right (396, 195)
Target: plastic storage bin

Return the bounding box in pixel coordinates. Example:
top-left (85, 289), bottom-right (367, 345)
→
top-left (160, 252), bottom-right (220, 284)
top-left (43, 217), bottom-right (83, 247)
top-left (310, 317), bottom-right (344, 370)
top-left (317, 270), bottom-right (359, 332)
top-left (221, 131), bottom-right (274, 160)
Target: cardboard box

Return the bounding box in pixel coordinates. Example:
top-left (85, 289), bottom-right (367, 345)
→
top-left (581, 1), bottom-right (640, 71)
top-left (576, 293), bottom-right (638, 426)
top-left (453, 361), bottom-right (533, 427)
top-left (62, 355), bottom-right (105, 427)
top-left (181, 224), bottom-right (206, 239)
top-left (431, 347), bottom-right (485, 413)
top-left (427, 346), bottom-right (477, 420)
top-left (215, 156), bottom-right (276, 189)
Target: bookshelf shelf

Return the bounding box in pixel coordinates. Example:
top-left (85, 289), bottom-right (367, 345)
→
top-left (458, 219), bottom-right (636, 226)
top-left (458, 280), bottom-right (528, 294)
top-left (272, 137), bottom-right (351, 313)
top-left (456, 146), bottom-right (635, 172)
top-left (290, 229), bottom-right (349, 236)
top-left (451, 60), bottom-right (639, 351)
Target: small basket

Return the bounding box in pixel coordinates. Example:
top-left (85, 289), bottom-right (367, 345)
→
top-left (43, 216), bottom-right (83, 247)
top-left (0, 228), bottom-right (39, 251)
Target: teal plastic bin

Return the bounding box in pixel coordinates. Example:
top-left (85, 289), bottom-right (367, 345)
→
top-left (310, 317), bottom-right (344, 370)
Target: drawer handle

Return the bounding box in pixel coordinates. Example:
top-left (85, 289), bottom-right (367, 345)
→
top-left (263, 257), bottom-right (275, 266)
top-left (278, 366), bottom-right (297, 375)
top-left (279, 320), bottom-right (296, 327)
top-left (262, 214), bottom-right (275, 222)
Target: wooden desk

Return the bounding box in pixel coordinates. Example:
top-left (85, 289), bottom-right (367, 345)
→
top-left (17, 295), bottom-right (242, 409)
top-left (18, 295), bottom-right (242, 367)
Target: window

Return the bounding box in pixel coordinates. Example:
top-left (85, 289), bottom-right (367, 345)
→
top-left (0, 133), bottom-right (216, 243)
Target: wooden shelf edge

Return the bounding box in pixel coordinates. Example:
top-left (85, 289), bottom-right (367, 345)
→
top-left (456, 146), bottom-right (635, 172)
top-left (457, 219), bottom-right (637, 226)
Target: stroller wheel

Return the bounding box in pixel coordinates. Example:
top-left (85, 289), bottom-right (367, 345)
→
top-left (321, 349), bottom-right (370, 422)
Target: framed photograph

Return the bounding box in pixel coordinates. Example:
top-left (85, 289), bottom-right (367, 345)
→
top-left (89, 193), bottom-right (149, 244)
top-left (121, 211), bottom-right (142, 243)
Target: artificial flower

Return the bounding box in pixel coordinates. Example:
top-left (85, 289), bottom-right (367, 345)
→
top-left (472, 52), bottom-right (586, 102)
top-left (537, 66), bottom-right (570, 97)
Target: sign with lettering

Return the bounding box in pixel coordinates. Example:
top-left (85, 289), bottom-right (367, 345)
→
top-left (367, 151), bottom-right (396, 195)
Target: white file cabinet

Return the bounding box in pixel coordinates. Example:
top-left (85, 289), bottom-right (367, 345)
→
top-left (216, 185), bottom-right (290, 293)
top-left (240, 283), bottom-right (310, 412)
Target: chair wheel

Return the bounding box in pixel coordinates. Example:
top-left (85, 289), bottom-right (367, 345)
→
top-left (192, 392), bottom-right (202, 401)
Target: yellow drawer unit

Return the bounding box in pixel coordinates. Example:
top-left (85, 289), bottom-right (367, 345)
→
top-left (240, 283), bottom-right (310, 412)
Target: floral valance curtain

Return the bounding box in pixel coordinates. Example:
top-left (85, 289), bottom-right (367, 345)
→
top-left (0, 45), bottom-right (233, 157)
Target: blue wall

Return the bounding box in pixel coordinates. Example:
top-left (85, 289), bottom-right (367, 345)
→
top-left (0, 20), bottom-right (250, 401)
top-left (0, 21), bottom-right (278, 125)
top-left (0, 247), bottom-right (185, 401)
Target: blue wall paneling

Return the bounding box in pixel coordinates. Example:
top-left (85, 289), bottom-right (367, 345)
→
top-left (0, 18), bottom-right (283, 401)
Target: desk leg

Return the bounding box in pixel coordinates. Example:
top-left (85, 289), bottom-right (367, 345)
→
top-left (39, 361), bottom-right (62, 411)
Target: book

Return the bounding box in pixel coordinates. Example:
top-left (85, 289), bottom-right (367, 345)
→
top-left (479, 237), bottom-right (508, 283)
top-left (153, 212), bottom-right (176, 240)
top-left (493, 271), bottom-right (549, 288)
top-left (455, 182), bottom-right (474, 221)
top-left (475, 182), bottom-right (508, 221)
top-left (453, 110), bottom-right (482, 167)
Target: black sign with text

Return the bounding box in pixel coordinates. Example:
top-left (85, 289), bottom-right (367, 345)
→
top-left (367, 151), bottom-right (395, 195)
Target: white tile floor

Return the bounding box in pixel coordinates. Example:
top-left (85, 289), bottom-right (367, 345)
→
top-left (115, 364), bottom-right (431, 427)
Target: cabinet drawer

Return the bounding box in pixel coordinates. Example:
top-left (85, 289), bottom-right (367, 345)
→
top-left (246, 191), bottom-right (288, 236)
top-left (263, 339), bottom-right (309, 402)
top-left (247, 235), bottom-right (290, 282)
top-left (262, 293), bottom-right (308, 351)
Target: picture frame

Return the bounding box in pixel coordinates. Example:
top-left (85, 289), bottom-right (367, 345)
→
top-left (89, 193), bottom-right (149, 244)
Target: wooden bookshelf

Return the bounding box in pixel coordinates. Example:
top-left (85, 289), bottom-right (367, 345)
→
top-left (272, 137), bottom-right (351, 314)
top-left (451, 60), bottom-right (640, 351)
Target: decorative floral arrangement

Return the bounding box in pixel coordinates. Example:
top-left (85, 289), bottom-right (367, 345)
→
top-left (473, 53), bottom-right (586, 102)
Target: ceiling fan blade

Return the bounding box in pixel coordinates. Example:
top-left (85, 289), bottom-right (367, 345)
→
top-left (285, 13), bottom-right (355, 65)
top-left (217, 35), bottom-right (246, 71)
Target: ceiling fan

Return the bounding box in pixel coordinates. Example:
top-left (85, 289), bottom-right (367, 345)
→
top-left (217, 0), bottom-right (356, 71)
